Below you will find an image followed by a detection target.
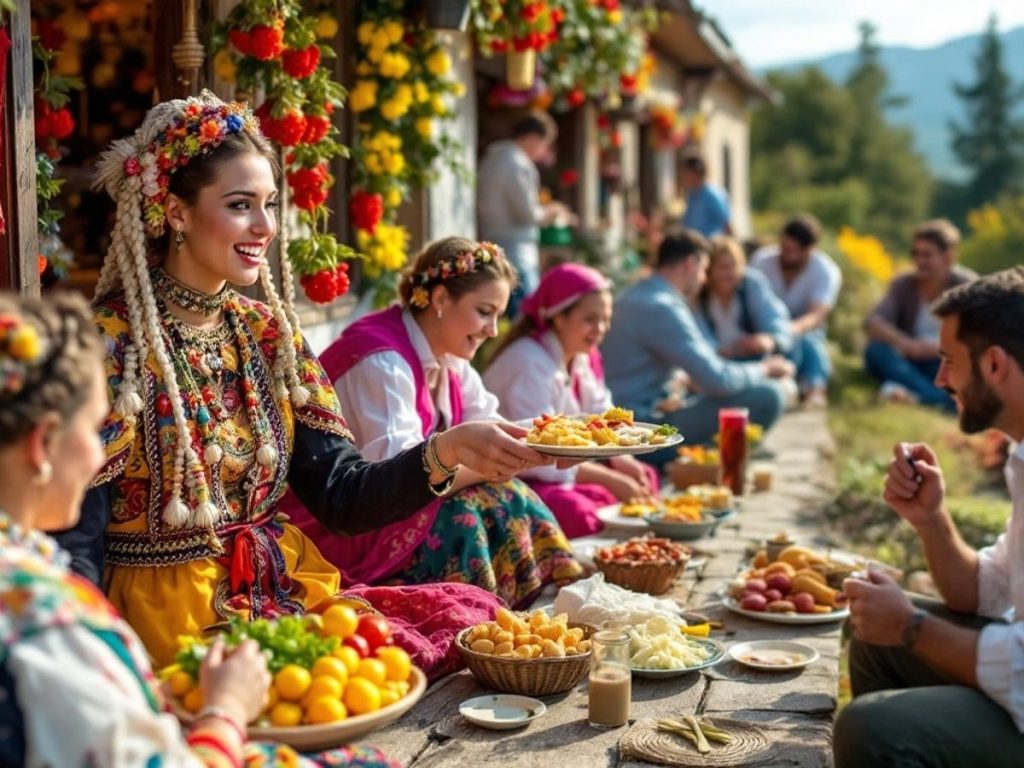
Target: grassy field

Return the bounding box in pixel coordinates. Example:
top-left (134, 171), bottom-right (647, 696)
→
top-left (825, 354), bottom-right (1010, 575)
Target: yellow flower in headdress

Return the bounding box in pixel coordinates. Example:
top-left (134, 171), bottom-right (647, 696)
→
top-left (8, 325), bottom-right (42, 361)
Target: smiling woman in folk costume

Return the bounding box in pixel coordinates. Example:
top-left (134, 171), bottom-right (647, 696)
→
top-left (290, 237), bottom-right (583, 607)
top-left (484, 263), bottom-right (660, 538)
top-left (0, 292), bottom-right (401, 768)
top-left (55, 91), bottom-right (550, 672)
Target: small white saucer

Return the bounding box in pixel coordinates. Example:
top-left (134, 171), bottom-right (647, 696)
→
top-left (728, 640), bottom-right (819, 671)
top-left (459, 694), bottom-right (547, 730)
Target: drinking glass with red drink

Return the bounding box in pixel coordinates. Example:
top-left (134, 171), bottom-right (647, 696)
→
top-left (719, 407), bottom-right (748, 495)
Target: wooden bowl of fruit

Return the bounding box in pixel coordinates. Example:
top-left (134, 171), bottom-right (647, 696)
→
top-left (163, 607), bottom-right (425, 750)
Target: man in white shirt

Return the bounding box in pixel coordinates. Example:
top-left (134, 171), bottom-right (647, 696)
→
top-left (750, 214), bottom-right (841, 408)
top-left (834, 268), bottom-right (1024, 766)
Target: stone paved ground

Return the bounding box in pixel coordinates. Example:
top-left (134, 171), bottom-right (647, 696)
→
top-left (358, 408), bottom-right (840, 767)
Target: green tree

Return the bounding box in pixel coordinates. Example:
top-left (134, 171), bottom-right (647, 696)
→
top-left (750, 23), bottom-right (931, 247)
top-left (949, 15), bottom-right (1024, 212)
top-left (843, 22), bottom-right (931, 245)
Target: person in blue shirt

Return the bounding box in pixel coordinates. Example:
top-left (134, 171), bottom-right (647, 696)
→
top-left (680, 151), bottom-right (732, 238)
top-left (601, 229), bottom-right (792, 463)
top-left (694, 236), bottom-right (795, 361)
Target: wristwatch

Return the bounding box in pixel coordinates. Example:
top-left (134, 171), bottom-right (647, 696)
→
top-left (900, 608), bottom-right (927, 650)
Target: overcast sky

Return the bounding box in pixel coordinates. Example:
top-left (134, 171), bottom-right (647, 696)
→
top-left (704, 1), bottom-right (1024, 69)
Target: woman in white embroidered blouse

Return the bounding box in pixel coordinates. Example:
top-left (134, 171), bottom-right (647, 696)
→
top-left (484, 263), bottom-right (659, 538)
top-left (291, 237), bottom-right (582, 606)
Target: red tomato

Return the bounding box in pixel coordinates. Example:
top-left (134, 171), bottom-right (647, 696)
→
top-left (342, 633), bottom-right (371, 658)
top-left (356, 614), bottom-right (393, 651)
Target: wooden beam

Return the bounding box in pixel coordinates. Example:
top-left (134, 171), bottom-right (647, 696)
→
top-left (0, 0), bottom-right (40, 294)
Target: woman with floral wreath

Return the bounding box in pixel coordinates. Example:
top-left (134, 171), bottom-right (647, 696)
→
top-left (0, 291), bottom-right (400, 768)
top-left (55, 91), bottom-right (549, 675)
top-left (289, 237), bottom-right (582, 606)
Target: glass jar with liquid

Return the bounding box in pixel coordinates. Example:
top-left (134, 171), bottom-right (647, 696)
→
top-left (588, 629), bottom-right (631, 728)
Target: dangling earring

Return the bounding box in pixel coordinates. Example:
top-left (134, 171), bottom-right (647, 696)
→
top-left (436, 309), bottom-right (443, 320)
top-left (34, 461), bottom-right (53, 486)
top-left (175, 229), bottom-right (185, 250)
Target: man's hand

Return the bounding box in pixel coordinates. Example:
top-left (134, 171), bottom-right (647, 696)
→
top-left (843, 568), bottom-right (916, 646)
top-left (883, 442), bottom-right (946, 529)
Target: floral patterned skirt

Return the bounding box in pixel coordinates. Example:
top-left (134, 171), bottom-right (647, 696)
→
top-left (389, 479), bottom-right (583, 608)
top-left (245, 742), bottom-right (398, 767)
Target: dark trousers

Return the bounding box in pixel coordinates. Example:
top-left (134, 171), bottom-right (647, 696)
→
top-left (864, 340), bottom-right (954, 412)
top-left (834, 596), bottom-right (1024, 767)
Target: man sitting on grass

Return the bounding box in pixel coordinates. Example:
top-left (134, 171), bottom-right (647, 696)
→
top-left (864, 219), bottom-right (975, 411)
top-left (834, 267), bottom-right (1024, 767)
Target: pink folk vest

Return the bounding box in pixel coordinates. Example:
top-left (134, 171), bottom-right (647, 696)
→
top-left (296, 305), bottom-right (463, 585)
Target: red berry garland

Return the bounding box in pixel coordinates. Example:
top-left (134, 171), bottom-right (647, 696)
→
top-left (282, 45), bottom-right (321, 79)
top-left (348, 191), bottom-right (384, 235)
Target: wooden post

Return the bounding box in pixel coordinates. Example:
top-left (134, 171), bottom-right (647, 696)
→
top-left (0, 0), bottom-right (40, 294)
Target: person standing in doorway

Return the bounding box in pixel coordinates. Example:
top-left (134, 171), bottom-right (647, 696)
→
top-left (477, 111), bottom-right (574, 316)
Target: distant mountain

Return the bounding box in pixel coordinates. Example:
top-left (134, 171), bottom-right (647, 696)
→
top-left (766, 26), bottom-right (1024, 180)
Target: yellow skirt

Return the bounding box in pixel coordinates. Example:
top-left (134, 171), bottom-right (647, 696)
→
top-left (106, 523), bottom-right (341, 667)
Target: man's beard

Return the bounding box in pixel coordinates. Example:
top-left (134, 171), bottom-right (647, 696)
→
top-left (952, 365), bottom-right (1004, 434)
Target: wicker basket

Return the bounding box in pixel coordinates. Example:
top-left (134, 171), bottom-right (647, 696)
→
top-left (593, 556), bottom-right (688, 595)
top-left (456, 623), bottom-right (596, 696)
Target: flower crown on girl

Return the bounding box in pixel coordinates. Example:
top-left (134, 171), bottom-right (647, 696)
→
top-left (408, 241), bottom-right (505, 309)
top-left (0, 314), bottom-right (45, 398)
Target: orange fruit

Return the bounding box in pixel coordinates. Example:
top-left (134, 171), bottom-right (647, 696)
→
top-left (355, 658), bottom-right (387, 687)
top-left (302, 676), bottom-right (343, 707)
top-left (343, 677), bottom-right (382, 715)
top-left (182, 686), bottom-right (204, 714)
top-left (305, 695), bottom-right (347, 724)
top-left (264, 686), bottom-right (279, 712)
top-left (311, 656), bottom-right (349, 687)
top-left (167, 670), bottom-right (194, 698)
top-left (379, 687), bottom-right (401, 707)
top-left (274, 664), bottom-right (312, 702)
top-left (322, 604), bottom-right (359, 639)
top-left (333, 645), bottom-right (362, 675)
top-left (269, 701), bottom-right (303, 727)
top-left (375, 646), bottom-right (412, 682)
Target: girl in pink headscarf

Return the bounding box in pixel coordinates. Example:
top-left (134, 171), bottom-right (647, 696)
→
top-left (484, 263), bottom-right (659, 538)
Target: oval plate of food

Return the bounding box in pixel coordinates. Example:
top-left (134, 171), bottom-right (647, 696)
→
top-left (728, 640), bottom-right (819, 671)
top-left (721, 595), bottom-right (849, 624)
top-left (523, 410), bottom-right (683, 458)
top-left (630, 637), bottom-right (725, 678)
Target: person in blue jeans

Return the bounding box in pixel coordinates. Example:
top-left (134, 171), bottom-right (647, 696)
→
top-left (601, 228), bottom-right (793, 465)
top-left (680, 150), bottom-right (732, 237)
top-left (749, 214), bottom-right (841, 408)
top-left (864, 219), bottom-right (975, 412)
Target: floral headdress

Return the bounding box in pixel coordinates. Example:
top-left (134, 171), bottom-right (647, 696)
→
top-left (0, 314), bottom-right (45, 398)
top-left (120, 93), bottom-right (262, 238)
top-left (408, 241), bottom-right (505, 309)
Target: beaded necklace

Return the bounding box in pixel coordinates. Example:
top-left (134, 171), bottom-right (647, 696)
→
top-left (159, 298), bottom-right (285, 528)
top-left (152, 268), bottom-right (230, 317)
top-left (0, 510), bottom-right (70, 569)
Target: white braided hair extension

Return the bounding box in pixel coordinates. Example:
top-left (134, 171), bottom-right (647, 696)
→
top-left (93, 96), bottom-right (222, 529)
top-left (257, 176), bottom-right (310, 412)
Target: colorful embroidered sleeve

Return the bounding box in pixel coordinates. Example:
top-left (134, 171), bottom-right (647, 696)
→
top-left (294, 335), bottom-right (354, 440)
top-left (91, 299), bottom-right (138, 487)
